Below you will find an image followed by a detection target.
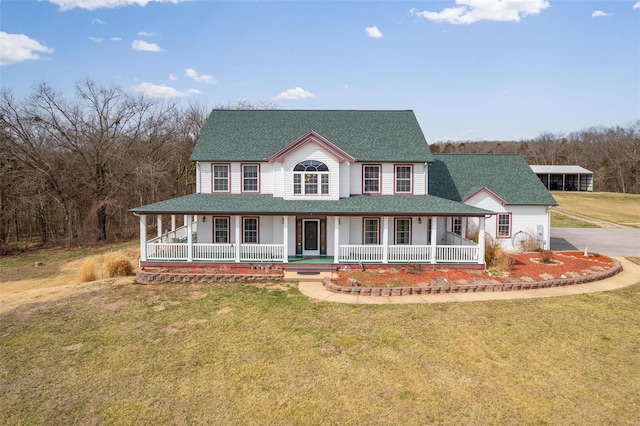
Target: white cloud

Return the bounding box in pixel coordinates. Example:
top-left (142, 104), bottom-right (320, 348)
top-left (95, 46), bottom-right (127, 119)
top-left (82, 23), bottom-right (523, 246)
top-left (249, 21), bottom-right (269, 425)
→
top-left (365, 26), bottom-right (383, 38)
top-left (273, 87), bottom-right (315, 100)
top-left (111, 37), bottom-right (122, 41)
top-left (410, 0), bottom-right (550, 25)
top-left (132, 40), bottom-right (164, 52)
top-left (88, 36), bottom-right (104, 43)
top-left (0, 32), bottom-right (54, 66)
top-left (48, 0), bottom-right (182, 11)
top-left (592, 10), bottom-right (612, 18)
top-left (169, 73), bottom-right (177, 81)
top-left (138, 31), bottom-right (156, 37)
top-left (92, 18), bottom-right (106, 24)
top-left (185, 68), bottom-right (217, 84)
top-left (635, 2), bottom-right (640, 9)
top-left (131, 82), bottom-right (200, 98)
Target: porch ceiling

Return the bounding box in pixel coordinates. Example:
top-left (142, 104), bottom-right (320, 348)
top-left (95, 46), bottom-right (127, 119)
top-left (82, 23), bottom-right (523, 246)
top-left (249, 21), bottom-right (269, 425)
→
top-left (130, 193), bottom-right (494, 216)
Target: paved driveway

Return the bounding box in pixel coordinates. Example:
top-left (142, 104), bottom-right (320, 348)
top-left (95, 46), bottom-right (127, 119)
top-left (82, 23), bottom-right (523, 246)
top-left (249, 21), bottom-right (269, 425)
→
top-left (551, 228), bottom-right (640, 257)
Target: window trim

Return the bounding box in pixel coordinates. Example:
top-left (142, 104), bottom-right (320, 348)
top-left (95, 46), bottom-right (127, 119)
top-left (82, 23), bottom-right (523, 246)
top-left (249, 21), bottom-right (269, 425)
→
top-left (211, 163), bottom-right (231, 193)
top-left (394, 218), bottom-right (412, 245)
top-left (362, 164), bottom-right (382, 194)
top-left (213, 216), bottom-right (230, 243)
top-left (241, 163), bottom-right (260, 193)
top-left (394, 164), bottom-right (413, 194)
top-left (497, 213), bottom-right (512, 239)
top-left (292, 160), bottom-right (330, 196)
top-left (362, 217), bottom-right (380, 245)
top-left (242, 216), bottom-right (259, 244)
top-left (452, 217), bottom-right (462, 236)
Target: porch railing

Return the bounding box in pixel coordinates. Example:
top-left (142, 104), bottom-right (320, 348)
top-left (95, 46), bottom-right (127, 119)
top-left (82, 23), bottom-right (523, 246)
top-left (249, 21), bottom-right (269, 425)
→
top-left (339, 245), bottom-right (383, 262)
top-left (145, 242), bottom-right (480, 264)
top-left (240, 244), bottom-right (285, 262)
top-left (193, 243), bottom-right (235, 261)
top-left (148, 224), bottom-right (196, 244)
top-left (436, 245), bottom-right (479, 263)
top-left (146, 243), bottom-right (188, 260)
top-left (445, 231), bottom-right (476, 246)
top-left (388, 245), bottom-right (432, 262)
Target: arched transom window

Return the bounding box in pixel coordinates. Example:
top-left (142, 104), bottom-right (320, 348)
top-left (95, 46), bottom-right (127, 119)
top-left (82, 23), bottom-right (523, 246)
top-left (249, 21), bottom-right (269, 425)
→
top-left (293, 160), bottom-right (329, 195)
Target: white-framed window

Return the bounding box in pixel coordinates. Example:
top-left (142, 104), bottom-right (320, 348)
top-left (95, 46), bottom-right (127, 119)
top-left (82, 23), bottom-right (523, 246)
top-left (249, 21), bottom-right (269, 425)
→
top-left (363, 165), bottom-right (381, 193)
top-left (242, 164), bottom-right (259, 192)
top-left (497, 213), bottom-right (511, 238)
top-left (293, 160), bottom-right (329, 195)
top-left (213, 164), bottom-right (229, 192)
top-left (214, 217), bottom-right (229, 243)
top-left (452, 217), bottom-right (462, 236)
top-left (363, 218), bottom-right (380, 244)
top-left (395, 218), bottom-right (411, 245)
top-left (395, 165), bottom-right (412, 193)
top-left (243, 217), bottom-right (258, 243)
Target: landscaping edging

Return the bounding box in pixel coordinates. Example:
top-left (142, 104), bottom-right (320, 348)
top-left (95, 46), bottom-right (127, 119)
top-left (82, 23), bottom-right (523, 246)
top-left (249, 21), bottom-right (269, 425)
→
top-left (323, 258), bottom-right (623, 296)
top-left (136, 269), bottom-right (284, 284)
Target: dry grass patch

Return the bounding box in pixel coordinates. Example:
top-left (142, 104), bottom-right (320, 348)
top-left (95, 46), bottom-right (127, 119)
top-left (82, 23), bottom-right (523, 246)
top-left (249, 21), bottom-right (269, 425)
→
top-left (79, 258), bottom-right (98, 282)
top-left (104, 252), bottom-right (134, 277)
top-left (551, 211), bottom-right (599, 228)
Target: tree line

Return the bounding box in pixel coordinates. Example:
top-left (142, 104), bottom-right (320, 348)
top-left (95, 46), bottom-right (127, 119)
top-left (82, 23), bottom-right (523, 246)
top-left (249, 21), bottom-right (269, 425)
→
top-left (0, 79), bottom-right (209, 254)
top-left (431, 122), bottom-right (640, 195)
top-left (1, 79), bottom-right (637, 253)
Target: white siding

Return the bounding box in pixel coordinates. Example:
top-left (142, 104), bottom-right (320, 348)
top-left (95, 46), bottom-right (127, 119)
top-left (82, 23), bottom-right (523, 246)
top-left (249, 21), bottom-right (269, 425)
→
top-left (339, 162), bottom-right (350, 198)
top-left (465, 189), bottom-right (551, 251)
top-left (272, 162), bottom-right (284, 197)
top-left (199, 162), bottom-right (211, 194)
top-left (230, 163), bottom-right (241, 193)
top-left (197, 216), bottom-right (212, 243)
top-left (281, 141), bottom-right (340, 201)
top-left (414, 163), bottom-right (427, 196)
top-left (350, 165), bottom-right (362, 195)
top-left (381, 163), bottom-right (394, 195)
top-left (260, 163), bottom-right (274, 195)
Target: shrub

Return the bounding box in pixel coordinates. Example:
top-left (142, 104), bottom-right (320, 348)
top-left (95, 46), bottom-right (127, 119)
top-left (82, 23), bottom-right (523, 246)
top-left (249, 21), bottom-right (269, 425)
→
top-left (513, 231), bottom-right (541, 252)
top-left (80, 258), bottom-right (97, 282)
top-left (407, 263), bottom-right (422, 275)
top-left (104, 252), bottom-right (134, 277)
top-left (485, 240), bottom-right (513, 273)
top-left (538, 250), bottom-right (554, 264)
top-left (465, 224), bottom-right (479, 243)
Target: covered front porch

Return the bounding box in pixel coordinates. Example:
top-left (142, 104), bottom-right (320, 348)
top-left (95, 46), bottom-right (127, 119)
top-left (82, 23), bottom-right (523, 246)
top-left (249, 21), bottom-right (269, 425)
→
top-left (138, 213), bottom-right (487, 267)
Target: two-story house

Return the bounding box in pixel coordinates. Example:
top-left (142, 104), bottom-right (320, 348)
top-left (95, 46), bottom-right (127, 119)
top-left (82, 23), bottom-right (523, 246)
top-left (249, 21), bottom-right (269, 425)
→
top-left (131, 110), bottom-right (556, 269)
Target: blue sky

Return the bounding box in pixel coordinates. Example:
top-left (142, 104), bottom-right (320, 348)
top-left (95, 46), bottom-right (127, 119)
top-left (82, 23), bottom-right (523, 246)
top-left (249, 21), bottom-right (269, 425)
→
top-left (1, 0), bottom-right (638, 141)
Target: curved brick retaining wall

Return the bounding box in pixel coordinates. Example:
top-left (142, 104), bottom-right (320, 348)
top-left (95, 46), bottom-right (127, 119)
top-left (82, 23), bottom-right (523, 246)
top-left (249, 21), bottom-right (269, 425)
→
top-left (324, 259), bottom-right (623, 296)
top-left (136, 270), bottom-right (283, 284)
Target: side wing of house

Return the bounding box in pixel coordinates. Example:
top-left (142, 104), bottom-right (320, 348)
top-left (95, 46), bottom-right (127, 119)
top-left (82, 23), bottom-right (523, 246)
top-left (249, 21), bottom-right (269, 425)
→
top-left (430, 154), bottom-right (558, 251)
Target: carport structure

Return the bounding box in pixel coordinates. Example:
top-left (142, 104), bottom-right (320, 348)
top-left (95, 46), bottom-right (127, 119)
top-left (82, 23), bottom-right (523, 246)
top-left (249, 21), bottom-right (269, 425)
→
top-left (530, 165), bottom-right (594, 191)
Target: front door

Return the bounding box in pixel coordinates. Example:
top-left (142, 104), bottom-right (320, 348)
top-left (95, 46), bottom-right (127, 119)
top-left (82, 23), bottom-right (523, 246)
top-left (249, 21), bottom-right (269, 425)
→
top-left (303, 219), bottom-right (320, 256)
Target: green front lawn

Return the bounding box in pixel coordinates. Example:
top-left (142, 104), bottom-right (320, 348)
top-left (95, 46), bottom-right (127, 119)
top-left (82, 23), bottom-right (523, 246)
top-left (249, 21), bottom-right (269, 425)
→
top-left (2, 280), bottom-right (640, 424)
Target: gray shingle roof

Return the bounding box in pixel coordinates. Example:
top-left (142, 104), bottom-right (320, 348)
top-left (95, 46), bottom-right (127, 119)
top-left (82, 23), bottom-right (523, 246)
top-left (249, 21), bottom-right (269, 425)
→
top-left (429, 154), bottom-right (558, 206)
top-left (190, 110), bottom-right (434, 163)
top-left (131, 194), bottom-right (493, 216)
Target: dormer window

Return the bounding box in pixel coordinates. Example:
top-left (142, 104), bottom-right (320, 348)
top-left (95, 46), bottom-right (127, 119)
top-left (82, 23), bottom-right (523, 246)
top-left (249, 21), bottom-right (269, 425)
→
top-left (293, 160), bottom-right (329, 195)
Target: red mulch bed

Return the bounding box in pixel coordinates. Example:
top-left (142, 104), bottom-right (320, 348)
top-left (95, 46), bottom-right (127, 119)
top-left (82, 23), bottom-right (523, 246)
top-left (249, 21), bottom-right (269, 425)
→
top-left (334, 251), bottom-right (616, 288)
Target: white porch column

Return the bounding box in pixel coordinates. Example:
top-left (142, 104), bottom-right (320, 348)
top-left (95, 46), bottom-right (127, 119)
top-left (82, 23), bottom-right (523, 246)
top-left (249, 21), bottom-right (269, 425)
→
top-left (382, 216), bottom-right (389, 264)
top-left (186, 214), bottom-right (193, 262)
top-left (235, 215), bottom-right (241, 263)
top-left (334, 216), bottom-right (340, 264)
top-left (283, 216), bottom-right (289, 263)
top-left (139, 214), bottom-right (147, 262)
top-left (157, 215), bottom-right (163, 239)
top-left (183, 215), bottom-right (188, 227)
top-left (171, 215), bottom-right (176, 231)
top-left (478, 216), bottom-right (486, 266)
top-left (430, 217), bottom-right (437, 264)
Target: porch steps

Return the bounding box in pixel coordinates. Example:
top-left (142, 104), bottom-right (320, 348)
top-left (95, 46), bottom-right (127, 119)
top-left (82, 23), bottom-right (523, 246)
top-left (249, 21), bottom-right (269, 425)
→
top-left (283, 270), bottom-right (335, 282)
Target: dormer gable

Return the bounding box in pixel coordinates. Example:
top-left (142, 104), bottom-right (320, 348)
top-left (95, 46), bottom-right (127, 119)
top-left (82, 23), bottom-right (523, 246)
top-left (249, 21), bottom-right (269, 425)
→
top-left (464, 186), bottom-right (507, 206)
top-left (268, 130), bottom-right (356, 164)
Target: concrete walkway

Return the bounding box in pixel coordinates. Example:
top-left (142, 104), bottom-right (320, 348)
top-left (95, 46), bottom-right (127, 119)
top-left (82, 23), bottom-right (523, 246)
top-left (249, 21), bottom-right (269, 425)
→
top-left (296, 257), bottom-right (640, 304)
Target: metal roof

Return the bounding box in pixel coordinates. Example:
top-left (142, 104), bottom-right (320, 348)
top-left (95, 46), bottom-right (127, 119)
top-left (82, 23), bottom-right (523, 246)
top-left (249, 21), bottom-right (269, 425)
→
top-left (530, 165), bottom-right (593, 174)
